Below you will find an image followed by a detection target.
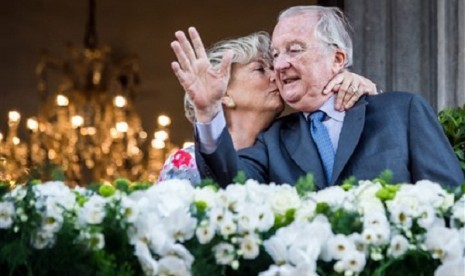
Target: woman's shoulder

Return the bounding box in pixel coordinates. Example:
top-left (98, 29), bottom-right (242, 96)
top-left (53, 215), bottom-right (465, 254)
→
top-left (157, 145), bottom-right (200, 185)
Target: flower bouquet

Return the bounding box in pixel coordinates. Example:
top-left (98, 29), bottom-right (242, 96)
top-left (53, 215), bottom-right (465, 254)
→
top-left (0, 174), bottom-right (464, 275)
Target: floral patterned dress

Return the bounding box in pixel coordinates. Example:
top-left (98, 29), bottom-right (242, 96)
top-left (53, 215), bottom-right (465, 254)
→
top-left (157, 145), bottom-right (201, 186)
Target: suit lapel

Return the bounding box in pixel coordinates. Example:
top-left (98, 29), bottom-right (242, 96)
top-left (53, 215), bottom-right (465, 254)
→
top-left (282, 113), bottom-right (327, 188)
top-left (330, 98), bottom-right (367, 185)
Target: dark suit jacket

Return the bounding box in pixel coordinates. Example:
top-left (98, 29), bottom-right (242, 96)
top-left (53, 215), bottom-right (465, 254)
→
top-left (196, 92), bottom-right (464, 189)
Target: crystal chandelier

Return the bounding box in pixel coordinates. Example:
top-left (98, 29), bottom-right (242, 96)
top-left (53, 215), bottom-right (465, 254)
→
top-left (0, 0), bottom-right (179, 186)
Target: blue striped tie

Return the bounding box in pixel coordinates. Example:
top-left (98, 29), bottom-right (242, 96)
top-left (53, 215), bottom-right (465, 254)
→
top-left (309, 111), bottom-right (335, 183)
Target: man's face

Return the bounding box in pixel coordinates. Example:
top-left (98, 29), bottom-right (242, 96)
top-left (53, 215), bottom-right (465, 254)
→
top-left (271, 13), bottom-right (336, 112)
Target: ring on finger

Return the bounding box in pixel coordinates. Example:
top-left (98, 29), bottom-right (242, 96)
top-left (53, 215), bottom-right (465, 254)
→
top-left (350, 85), bottom-right (359, 94)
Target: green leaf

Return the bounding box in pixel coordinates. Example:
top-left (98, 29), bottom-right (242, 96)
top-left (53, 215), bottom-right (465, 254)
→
top-left (232, 171), bottom-right (247, 184)
top-left (198, 178), bottom-right (219, 189)
top-left (113, 178), bottom-right (130, 192)
top-left (295, 173), bottom-right (315, 196)
top-left (330, 209), bottom-right (362, 235)
top-left (315, 202), bottom-right (331, 216)
top-left (374, 169), bottom-right (393, 185)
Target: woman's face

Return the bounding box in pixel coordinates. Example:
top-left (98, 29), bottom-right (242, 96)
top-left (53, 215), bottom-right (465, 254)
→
top-left (226, 58), bottom-right (284, 115)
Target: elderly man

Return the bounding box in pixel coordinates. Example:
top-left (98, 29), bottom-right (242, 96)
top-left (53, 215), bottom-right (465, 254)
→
top-left (186, 6), bottom-right (464, 188)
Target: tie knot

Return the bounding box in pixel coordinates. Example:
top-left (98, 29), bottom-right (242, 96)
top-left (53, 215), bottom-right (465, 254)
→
top-left (310, 111), bottom-right (325, 122)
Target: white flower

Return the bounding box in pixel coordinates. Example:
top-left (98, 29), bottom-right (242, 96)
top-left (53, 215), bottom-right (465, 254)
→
top-left (79, 231), bottom-right (105, 250)
top-left (237, 206), bottom-right (259, 234)
top-left (259, 264), bottom-right (296, 276)
top-left (363, 212), bottom-right (389, 229)
top-left (263, 233), bottom-right (288, 265)
top-left (163, 207), bottom-right (197, 242)
top-left (255, 204), bottom-right (275, 232)
top-left (163, 243), bottom-right (194, 267)
top-left (314, 186), bottom-right (352, 211)
top-left (434, 257), bottom-right (465, 276)
top-left (41, 210), bottom-right (64, 233)
top-left (207, 207), bottom-right (227, 227)
top-left (349, 233), bottom-right (368, 254)
top-left (371, 226), bottom-right (390, 246)
top-left (269, 184), bottom-right (301, 215)
top-left (31, 229), bottom-right (56, 249)
top-left (120, 196), bottom-right (139, 223)
top-left (0, 201), bottom-right (15, 229)
top-left (388, 235), bottom-right (409, 258)
top-left (218, 215), bottom-right (237, 237)
top-left (294, 199), bottom-right (317, 222)
top-left (239, 235), bottom-right (260, 259)
top-left (358, 197), bottom-right (385, 216)
top-left (5, 186), bottom-right (27, 201)
top-left (244, 179), bottom-right (269, 204)
top-left (417, 204), bottom-right (437, 229)
top-left (194, 186), bottom-right (217, 208)
top-left (223, 184), bottom-right (247, 210)
top-left (134, 241), bottom-right (159, 276)
top-left (425, 225), bottom-right (463, 263)
top-left (213, 242), bottom-right (236, 265)
top-left (451, 196), bottom-right (465, 227)
top-left (195, 223), bottom-right (215, 244)
top-left (287, 237), bottom-right (321, 266)
top-left (77, 195), bottom-right (107, 225)
top-left (354, 180), bottom-right (382, 200)
top-left (389, 204), bottom-right (413, 228)
top-left (326, 234), bottom-right (356, 261)
top-left (148, 179), bottom-right (194, 217)
top-left (340, 250), bottom-right (366, 273)
top-left (158, 255), bottom-right (192, 276)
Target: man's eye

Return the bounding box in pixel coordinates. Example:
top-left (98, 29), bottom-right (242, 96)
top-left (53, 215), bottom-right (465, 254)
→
top-left (255, 67), bottom-right (265, 72)
top-left (289, 44), bottom-right (304, 53)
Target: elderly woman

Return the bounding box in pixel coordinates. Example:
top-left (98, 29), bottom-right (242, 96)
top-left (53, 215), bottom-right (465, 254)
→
top-left (158, 30), bottom-right (377, 185)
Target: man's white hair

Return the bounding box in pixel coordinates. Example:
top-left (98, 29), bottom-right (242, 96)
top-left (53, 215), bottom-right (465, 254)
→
top-left (278, 5), bottom-right (353, 68)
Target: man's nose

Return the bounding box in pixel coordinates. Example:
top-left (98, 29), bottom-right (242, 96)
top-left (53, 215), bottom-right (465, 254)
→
top-left (273, 55), bottom-right (291, 71)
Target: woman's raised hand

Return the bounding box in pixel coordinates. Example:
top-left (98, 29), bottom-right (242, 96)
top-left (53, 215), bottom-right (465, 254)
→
top-left (170, 27), bottom-right (233, 122)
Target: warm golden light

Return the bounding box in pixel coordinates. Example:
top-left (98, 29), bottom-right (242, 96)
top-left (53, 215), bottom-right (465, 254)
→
top-left (27, 118), bottom-right (39, 132)
top-left (139, 131), bottom-right (147, 140)
top-left (8, 111), bottom-right (21, 123)
top-left (12, 137), bottom-right (20, 145)
top-left (157, 115), bottom-right (171, 127)
top-left (154, 130), bottom-right (168, 141)
top-left (113, 95), bottom-right (127, 108)
top-left (87, 127), bottom-right (97, 136)
top-left (116, 121), bottom-right (128, 133)
top-left (71, 115), bottom-right (84, 128)
top-left (0, 133), bottom-right (3, 141)
top-left (151, 138), bottom-right (165, 149)
top-left (56, 95), bottom-right (69, 106)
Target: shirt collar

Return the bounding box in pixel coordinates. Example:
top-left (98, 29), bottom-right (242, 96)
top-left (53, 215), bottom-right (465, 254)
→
top-left (304, 94), bottom-right (345, 122)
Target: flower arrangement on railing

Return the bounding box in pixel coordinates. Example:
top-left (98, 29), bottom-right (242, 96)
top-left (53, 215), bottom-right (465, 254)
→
top-left (0, 173), bottom-right (464, 275)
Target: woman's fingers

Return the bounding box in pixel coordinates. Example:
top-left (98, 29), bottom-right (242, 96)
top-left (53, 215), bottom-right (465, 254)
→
top-left (170, 40), bottom-right (192, 73)
top-left (335, 73), bottom-right (355, 111)
top-left (323, 73), bottom-right (344, 94)
top-left (175, 30), bottom-right (197, 65)
top-left (188, 27), bottom-right (208, 60)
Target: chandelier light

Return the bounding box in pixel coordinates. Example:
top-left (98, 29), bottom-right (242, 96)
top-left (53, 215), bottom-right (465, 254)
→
top-left (0, 0), bottom-right (181, 186)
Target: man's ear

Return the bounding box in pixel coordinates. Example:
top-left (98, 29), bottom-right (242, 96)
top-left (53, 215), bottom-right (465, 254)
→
top-left (332, 49), bottom-right (346, 74)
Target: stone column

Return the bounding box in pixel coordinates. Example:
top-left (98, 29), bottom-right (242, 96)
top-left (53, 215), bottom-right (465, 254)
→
top-left (345, 0), bottom-right (465, 111)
